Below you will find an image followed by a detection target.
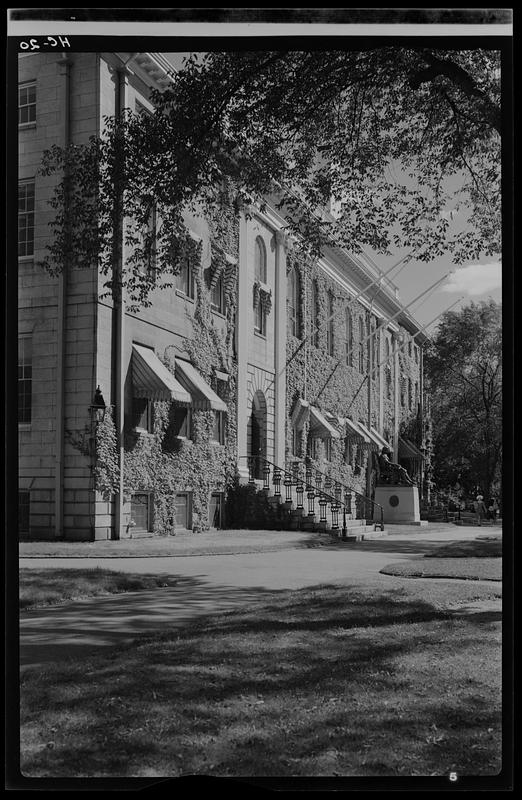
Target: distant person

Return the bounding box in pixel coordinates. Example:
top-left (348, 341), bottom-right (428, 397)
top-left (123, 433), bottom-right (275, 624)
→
top-left (474, 495), bottom-right (487, 526)
top-left (488, 498), bottom-right (499, 521)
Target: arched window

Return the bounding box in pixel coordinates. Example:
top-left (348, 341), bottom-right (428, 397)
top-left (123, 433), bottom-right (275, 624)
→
top-left (345, 308), bottom-right (353, 366)
top-left (311, 280), bottom-right (320, 348)
top-left (358, 318), bottom-right (365, 373)
top-left (254, 236), bottom-right (267, 283)
top-left (287, 266), bottom-right (301, 338)
top-left (326, 291), bottom-right (335, 356)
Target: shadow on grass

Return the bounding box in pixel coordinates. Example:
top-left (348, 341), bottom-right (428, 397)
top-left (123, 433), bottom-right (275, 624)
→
top-left (19, 581), bottom-right (502, 778)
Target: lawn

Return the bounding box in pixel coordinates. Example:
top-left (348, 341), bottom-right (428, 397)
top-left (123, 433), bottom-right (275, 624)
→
top-left (19, 568), bottom-right (178, 610)
top-left (379, 537), bottom-right (502, 581)
top-left (19, 578), bottom-right (502, 779)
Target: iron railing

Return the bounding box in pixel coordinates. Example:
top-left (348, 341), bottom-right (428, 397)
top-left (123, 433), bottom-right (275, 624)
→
top-left (243, 455), bottom-right (384, 533)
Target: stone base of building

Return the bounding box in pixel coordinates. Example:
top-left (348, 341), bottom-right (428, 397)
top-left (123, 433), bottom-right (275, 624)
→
top-left (374, 485), bottom-right (424, 524)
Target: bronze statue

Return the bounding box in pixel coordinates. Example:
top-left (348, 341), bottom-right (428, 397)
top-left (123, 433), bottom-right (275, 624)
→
top-left (377, 447), bottom-right (415, 486)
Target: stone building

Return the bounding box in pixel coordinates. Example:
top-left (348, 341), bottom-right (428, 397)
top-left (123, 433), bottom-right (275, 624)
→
top-left (17, 50), bottom-right (427, 540)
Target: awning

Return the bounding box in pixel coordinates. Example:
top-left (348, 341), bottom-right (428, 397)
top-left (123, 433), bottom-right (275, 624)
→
top-left (132, 344), bottom-right (191, 404)
top-left (342, 417), bottom-right (370, 444)
top-left (175, 359), bottom-right (227, 412)
top-left (356, 421), bottom-right (382, 449)
top-left (371, 427), bottom-right (392, 451)
top-left (399, 437), bottom-right (424, 461)
top-left (291, 397), bottom-right (310, 428)
top-left (309, 406), bottom-right (341, 439)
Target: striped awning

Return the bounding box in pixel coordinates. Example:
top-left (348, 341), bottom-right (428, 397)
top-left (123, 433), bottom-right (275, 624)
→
top-left (356, 421), bottom-right (382, 450)
top-left (132, 344), bottom-right (191, 404)
top-left (371, 427), bottom-right (393, 451)
top-left (399, 437), bottom-right (424, 461)
top-left (175, 359), bottom-right (227, 412)
top-left (342, 417), bottom-right (370, 444)
top-left (291, 397), bottom-right (310, 428)
top-left (309, 406), bottom-right (341, 439)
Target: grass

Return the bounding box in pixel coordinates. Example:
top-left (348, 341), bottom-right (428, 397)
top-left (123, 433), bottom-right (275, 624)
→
top-left (19, 568), bottom-right (178, 610)
top-left (380, 537), bottom-right (502, 582)
top-left (424, 539), bottom-right (502, 558)
top-left (19, 577), bottom-right (501, 779)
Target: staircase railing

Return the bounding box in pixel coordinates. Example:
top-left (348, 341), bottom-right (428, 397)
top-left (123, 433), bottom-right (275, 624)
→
top-left (242, 455), bottom-right (384, 534)
top-left (298, 458), bottom-right (385, 532)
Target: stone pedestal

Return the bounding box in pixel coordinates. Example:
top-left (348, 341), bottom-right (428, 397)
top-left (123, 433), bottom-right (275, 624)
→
top-left (373, 485), bottom-right (427, 525)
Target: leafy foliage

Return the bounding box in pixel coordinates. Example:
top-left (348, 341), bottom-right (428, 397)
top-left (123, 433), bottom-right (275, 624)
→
top-left (424, 300), bottom-right (502, 497)
top-left (38, 47), bottom-right (501, 308)
top-left (94, 408), bottom-right (120, 500)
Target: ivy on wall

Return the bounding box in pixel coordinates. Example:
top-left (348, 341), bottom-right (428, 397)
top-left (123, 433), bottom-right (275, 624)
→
top-left (94, 408), bottom-right (120, 500)
top-left (285, 257), bottom-right (422, 494)
top-left (122, 194), bottom-right (241, 534)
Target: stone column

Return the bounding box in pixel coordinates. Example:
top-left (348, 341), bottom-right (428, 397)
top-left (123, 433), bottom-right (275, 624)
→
top-left (274, 229), bottom-right (289, 468)
top-left (236, 211), bottom-right (250, 478)
top-left (393, 332), bottom-right (400, 461)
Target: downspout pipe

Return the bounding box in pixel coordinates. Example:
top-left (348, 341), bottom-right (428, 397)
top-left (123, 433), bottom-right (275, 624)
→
top-left (55, 54), bottom-right (71, 539)
top-left (112, 59), bottom-right (132, 539)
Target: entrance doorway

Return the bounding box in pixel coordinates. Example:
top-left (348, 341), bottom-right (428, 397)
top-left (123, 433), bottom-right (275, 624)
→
top-left (248, 390), bottom-right (267, 479)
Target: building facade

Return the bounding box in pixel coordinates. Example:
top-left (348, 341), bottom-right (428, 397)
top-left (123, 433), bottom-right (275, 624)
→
top-left (18, 51), bottom-right (428, 541)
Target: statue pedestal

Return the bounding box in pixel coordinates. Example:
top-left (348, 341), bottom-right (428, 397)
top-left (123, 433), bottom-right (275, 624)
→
top-left (373, 485), bottom-right (427, 525)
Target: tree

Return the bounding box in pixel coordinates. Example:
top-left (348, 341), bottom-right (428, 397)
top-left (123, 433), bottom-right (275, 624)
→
top-left (424, 300), bottom-right (502, 499)
top-left (38, 47), bottom-right (502, 307)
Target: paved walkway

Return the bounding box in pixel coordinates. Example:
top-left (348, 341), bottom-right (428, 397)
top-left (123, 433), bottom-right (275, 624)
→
top-left (17, 523), bottom-right (502, 670)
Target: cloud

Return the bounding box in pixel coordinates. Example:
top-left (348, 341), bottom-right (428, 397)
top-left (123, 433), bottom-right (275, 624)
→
top-left (442, 261), bottom-right (502, 296)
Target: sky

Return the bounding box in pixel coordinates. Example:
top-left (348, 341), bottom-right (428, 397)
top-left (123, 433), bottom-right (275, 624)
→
top-left (369, 251), bottom-right (502, 334)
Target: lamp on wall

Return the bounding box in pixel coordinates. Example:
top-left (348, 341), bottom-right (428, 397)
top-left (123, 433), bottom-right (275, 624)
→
top-left (90, 386), bottom-right (106, 422)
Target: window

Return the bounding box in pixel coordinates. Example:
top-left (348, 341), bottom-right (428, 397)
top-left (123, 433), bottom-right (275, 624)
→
top-left (408, 340), bottom-right (413, 358)
top-left (209, 492), bottom-right (223, 528)
top-left (288, 266), bottom-right (302, 338)
top-left (345, 308), bottom-right (353, 366)
top-left (212, 410), bottom-right (226, 444)
top-left (326, 291), bottom-right (335, 356)
top-left (371, 319), bottom-right (378, 379)
top-left (311, 280), bottom-right (320, 347)
top-left (414, 344), bottom-right (419, 364)
top-left (254, 298), bottom-right (266, 335)
top-left (415, 381), bottom-right (419, 410)
top-left (287, 266), bottom-right (302, 338)
top-left (19, 491), bottom-right (30, 533)
top-left (291, 427), bottom-right (300, 457)
top-left (325, 438), bottom-right (333, 462)
top-left (18, 336), bottom-right (32, 424)
top-left (254, 236), bottom-right (267, 283)
top-left (177, 255), bottom-right (195, 299)
top-left (132, 397), bottom-right (154, 433)
top-left (408, 378), bottom-right (413, 409)
top-left (211, 273), bottom-right (226, 314)
top-left (18, 180), bottom-right (35, 257)
top-left (358, 318), bottom-right (365, 373)
top-left (131, 493), bottom-right (152, 532)
top-left (174, 493), bottom-right (191, 530)
top-left (19, 82), bottom-right (36, 124)
top-left (172, 405), bottom-right (192, 439)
